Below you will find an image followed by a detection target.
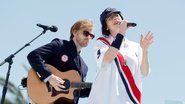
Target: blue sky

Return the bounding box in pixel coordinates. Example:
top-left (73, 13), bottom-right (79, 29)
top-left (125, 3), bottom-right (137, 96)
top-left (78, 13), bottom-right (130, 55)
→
top-left (0, 0), bottom-right (185, 104)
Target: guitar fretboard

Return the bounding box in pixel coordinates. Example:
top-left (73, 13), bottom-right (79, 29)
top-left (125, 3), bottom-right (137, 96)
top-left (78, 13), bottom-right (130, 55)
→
top-left (70, 82), bottom-right (92, 88)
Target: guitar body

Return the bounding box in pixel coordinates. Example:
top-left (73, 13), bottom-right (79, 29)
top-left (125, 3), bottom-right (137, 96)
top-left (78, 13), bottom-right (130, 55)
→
top-left (27, 64), bottom-right (81, 104)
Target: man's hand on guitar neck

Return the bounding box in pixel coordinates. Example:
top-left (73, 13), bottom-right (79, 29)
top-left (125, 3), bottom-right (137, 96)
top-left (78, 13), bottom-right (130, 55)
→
top-left (48, 74), bottom-right (66, 91)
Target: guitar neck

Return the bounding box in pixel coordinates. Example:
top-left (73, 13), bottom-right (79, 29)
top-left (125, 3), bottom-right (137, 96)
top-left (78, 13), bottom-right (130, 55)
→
top-left (70, 82), bottom-right (92, 89)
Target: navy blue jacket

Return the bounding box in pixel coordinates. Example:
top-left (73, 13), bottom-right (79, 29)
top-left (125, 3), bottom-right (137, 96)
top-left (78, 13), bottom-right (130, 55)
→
top-left (27, 38), bottom-right (90, 104)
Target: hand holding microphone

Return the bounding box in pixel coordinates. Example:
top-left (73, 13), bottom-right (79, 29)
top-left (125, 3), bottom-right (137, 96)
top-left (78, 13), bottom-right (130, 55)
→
top-left (118, 20), bottom-right (137, 35)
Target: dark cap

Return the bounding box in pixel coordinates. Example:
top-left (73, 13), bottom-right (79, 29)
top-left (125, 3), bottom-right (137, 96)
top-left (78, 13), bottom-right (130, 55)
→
top-left (100, 8), bottom-right (123, 24)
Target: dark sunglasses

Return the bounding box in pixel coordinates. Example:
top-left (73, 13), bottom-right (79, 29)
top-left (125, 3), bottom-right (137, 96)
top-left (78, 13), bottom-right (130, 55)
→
top-left (83, 31), bottom-right (95, 39)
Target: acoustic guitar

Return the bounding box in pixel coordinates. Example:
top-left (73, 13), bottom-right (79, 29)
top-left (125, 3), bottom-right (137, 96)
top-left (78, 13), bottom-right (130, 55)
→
top-left (27, 64), bottom-right (92, 104)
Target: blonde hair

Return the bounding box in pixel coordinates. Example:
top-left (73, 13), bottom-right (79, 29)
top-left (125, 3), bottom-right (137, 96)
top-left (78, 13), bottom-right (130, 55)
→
top-left (70, 19), bottom-right (93, 40)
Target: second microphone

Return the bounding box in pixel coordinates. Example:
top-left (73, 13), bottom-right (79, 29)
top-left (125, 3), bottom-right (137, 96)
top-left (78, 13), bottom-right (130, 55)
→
top-left (37, 24), bottom-right (58, 32)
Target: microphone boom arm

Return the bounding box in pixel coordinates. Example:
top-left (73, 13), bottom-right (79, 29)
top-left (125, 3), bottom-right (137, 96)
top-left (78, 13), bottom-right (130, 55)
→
top-left (0, 24), bottom-right (52, 104)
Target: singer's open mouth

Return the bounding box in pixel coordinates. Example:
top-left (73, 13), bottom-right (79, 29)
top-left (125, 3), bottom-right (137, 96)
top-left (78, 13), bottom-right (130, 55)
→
top-left (113, 21), bottom-right (121, 25)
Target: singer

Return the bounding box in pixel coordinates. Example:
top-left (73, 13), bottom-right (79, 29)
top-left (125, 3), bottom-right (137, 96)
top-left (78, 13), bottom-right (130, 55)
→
top-left (27, 19), bottom-right (94, 104)
top-left (88, 7), bottom-right (154, 104)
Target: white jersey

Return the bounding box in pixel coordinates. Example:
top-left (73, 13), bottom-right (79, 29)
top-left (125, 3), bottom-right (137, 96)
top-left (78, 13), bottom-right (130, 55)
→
top-left (88, 36), bottom-right (149, 104)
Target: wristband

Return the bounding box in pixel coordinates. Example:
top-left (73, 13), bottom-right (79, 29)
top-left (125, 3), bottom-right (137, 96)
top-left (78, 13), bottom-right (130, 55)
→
top-left (111, 33), bottom-right (124, 49)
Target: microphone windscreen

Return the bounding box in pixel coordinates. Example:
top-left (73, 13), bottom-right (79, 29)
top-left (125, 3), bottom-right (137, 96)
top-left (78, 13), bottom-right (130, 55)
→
top-left (50, 25), bottom-right (58, 32)
top-left (127, 23), bottom-right (137, 27)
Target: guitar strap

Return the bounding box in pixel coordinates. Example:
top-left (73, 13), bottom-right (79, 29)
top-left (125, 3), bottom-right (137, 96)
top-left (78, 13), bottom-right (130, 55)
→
top-left (97, 37), bottom-right (141, 104)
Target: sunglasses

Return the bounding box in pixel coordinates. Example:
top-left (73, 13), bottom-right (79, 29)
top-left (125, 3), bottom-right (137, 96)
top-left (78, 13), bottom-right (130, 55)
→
top-left (83, 31), bottom-right (95, 39)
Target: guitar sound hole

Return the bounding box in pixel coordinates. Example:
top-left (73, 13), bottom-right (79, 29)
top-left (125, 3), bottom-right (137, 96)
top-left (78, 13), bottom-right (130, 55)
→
top-left (51, 79), bottom-right (71, 97)
top-left (62, 79), bottom-right (71, 90)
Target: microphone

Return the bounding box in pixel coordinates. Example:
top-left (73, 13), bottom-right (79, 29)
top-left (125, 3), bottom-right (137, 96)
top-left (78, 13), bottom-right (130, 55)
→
top-left (127, 22), bottom-right (137, 27)
top-left (37, 24), bottom-right (58, 32)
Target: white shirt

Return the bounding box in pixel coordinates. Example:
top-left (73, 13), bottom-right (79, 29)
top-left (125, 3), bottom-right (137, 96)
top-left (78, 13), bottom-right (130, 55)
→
top-left (88, 36), bottom-right (149, 104)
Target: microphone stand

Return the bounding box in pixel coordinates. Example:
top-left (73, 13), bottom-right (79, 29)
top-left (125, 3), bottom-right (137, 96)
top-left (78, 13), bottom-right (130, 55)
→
top-left (0, 28), bottom-right (48, 104)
